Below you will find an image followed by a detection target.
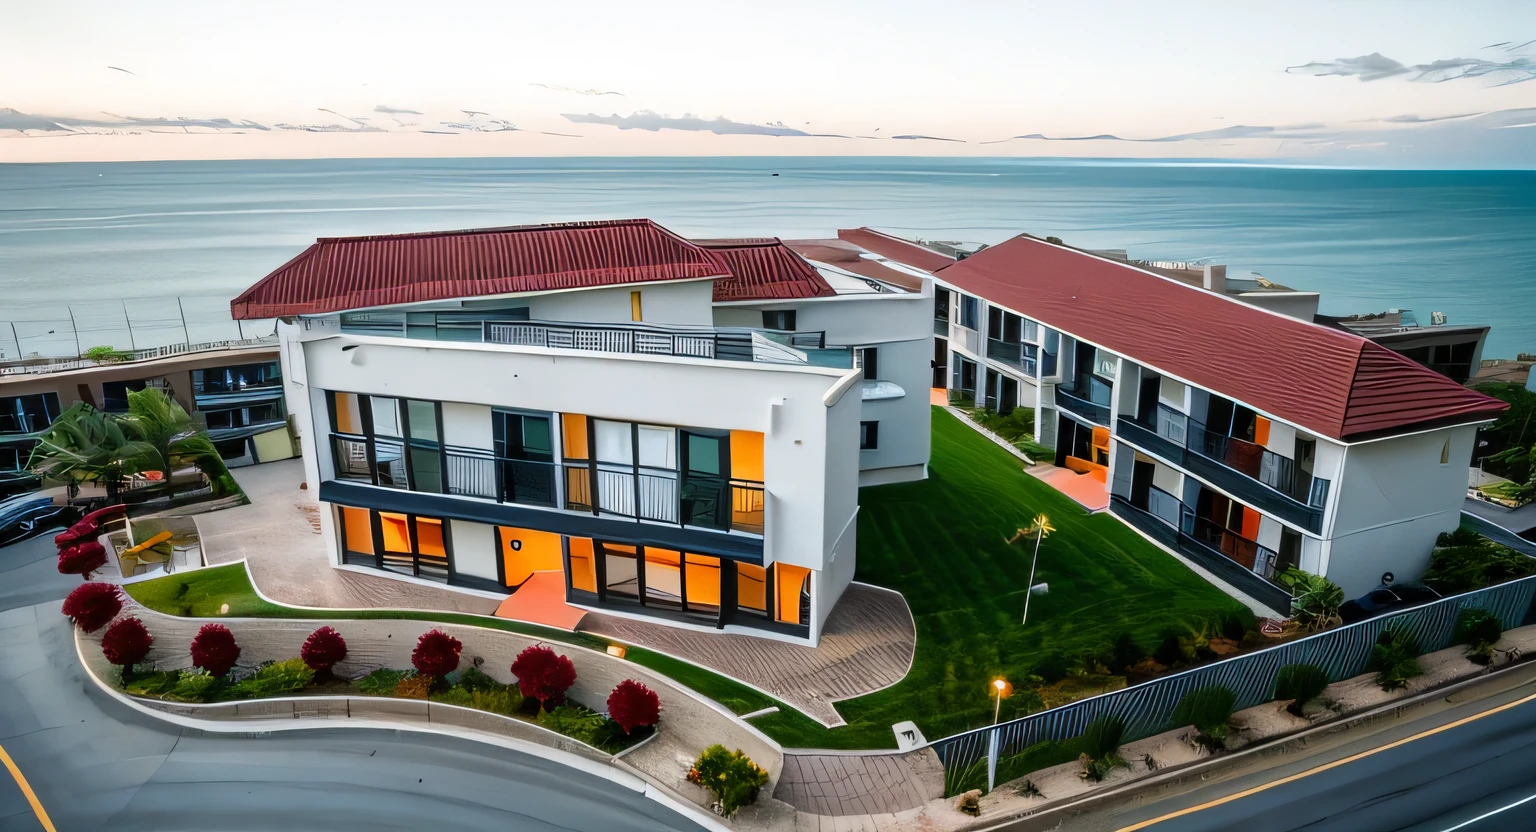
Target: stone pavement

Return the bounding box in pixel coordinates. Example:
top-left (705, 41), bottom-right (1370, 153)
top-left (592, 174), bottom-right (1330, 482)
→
top-left (580, 584), bottom-right (916, 726)
top-left (195, 459), bottom-right (497, 615)
top-left (775, 749), bottom-right (944, 817)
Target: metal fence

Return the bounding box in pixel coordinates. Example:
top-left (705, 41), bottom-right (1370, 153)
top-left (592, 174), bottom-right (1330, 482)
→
top-left (929, 574), bottom-right (1536, 791)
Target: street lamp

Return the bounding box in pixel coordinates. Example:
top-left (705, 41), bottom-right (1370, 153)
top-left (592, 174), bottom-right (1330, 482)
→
top-left (990, 677), bottom-right (1013, 724)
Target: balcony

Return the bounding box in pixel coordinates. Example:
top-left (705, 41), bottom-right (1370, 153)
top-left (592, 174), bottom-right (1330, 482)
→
top-left (934, 316), bottom-right (950, 337)
top-left (330, 433), bottom-right (764, 537)
top-left (985, 338), bottom-right (1038, 376)
top-left (1115, 405), bottom-right (1329, 535)
top-left (0, 412), bottom-right (46, 436)
top-left (1110, 495), bottom-right (1292, 613)
top-left (1054, 384), bottom-right (1112, 426)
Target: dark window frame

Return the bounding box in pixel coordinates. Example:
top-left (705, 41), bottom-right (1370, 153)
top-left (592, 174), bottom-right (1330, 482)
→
top-left (860, 421), bottom-right (880, 450)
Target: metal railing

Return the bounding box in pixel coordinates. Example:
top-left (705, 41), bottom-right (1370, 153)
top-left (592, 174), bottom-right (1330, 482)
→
top-left (984, 339), bottom-right (1038, 376)
top-left (480, 320), bottom-right (838, 367)
top-left (931, 573), bottom-right (1536, 791)
top-left (1, 336), bottom-right (279, 377)
top-left (1054, 384), bottom-right (1112, 425)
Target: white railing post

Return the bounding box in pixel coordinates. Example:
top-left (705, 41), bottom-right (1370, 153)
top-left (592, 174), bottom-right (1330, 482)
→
top-left (986, 729), bottom-right (999, 793)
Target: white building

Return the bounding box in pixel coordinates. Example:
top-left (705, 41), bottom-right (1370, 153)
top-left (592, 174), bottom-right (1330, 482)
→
top-left (846, 227), bottom-right (1508, 612)
top-left (232, 219), bottom-right (930, 643)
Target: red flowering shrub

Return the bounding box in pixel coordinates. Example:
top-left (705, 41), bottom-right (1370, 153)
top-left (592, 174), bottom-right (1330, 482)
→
top-left (191, 623), bottom-right (241, 677)
top-left (511, 645), bottom-right (577, 710)
top-left (58, 541), bottom-right (108, 579)
top-left (55, 520), bottom-right (98, 548)
top-left (101, 616), bottom-right (153, 666)
top-left (300, 626), bottom-right (348, 680)
top-left (606, 679), bottom-right (660, 734)
top-left (411, 629), bottom-right (462, 681)
top-left (62, 582), bottom-right (123, 633)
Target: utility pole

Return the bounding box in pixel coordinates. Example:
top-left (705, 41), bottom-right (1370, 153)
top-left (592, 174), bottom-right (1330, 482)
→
top-left (177, 297), bottom-right (191, 344)
top-left (66, 306), bottom-right (81, 356)
top-left (123, 300), bottom-right (137, 351)
top-left (7, 321), bottom-right (18, 361)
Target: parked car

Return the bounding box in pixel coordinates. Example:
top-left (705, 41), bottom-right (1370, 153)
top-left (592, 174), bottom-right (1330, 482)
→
top-left (0, 494), bottom-right (78, 548)
top-left (1339, 584), bottom-right (1443, 624)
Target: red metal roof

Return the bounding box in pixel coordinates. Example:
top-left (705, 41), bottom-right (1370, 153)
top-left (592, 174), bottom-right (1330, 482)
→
top-left (694, 238), bottom-right (836, 302)
top-left (837, 227), bottom-right (956, 273)
top-left (937, 235), bottom-right (1506, 440)
top-left (783, 239), bottom-right (928, 293)
top-left (230, 219), bottom-right (730, 319)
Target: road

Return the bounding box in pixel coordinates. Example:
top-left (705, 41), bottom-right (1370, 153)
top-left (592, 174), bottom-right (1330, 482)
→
top-left (0, 534), bottom-right (705, 832)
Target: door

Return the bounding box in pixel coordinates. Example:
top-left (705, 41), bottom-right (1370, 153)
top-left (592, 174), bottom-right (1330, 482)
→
top-left (1130, 459), bottom-right (1155, 509)
top-left (680, 429), bottom-right (729, 530)
top-left (375, 512), bottom-right (450, 583)
top-left (493, 411), bottom-right (556, 506)
top-left (1000, 375), bottom-right (1019, 415)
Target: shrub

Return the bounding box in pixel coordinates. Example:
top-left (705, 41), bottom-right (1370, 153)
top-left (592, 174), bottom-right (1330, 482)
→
top-left (607, 680), bottom-right (661, 734)
top-left (1105, 634), bottom-right (1145, 674)
top-left (1285, 569), bottom-right (1344, 632)
top-left (1455, 608), bottom-right (1504, 666)
top-left (539, 705), bottom-right (608, 745)
top-left (222, 659), bottom-right (315, 700)
top-left (471, 686), bottom-right (523, 716)
top-left (689, 745), bottom-right (770, 817)
top-left (430, 686), bottom-right (474, 707)
top-left (300, 626), bottom-right (348, 681)
top-left (1077, 716), bottom-right (1127, 782)
top-left (411, 629), bottom-right (463, 683)
top-left (1032, 651), bottom-right (1070, 683)
top-left (62, 582), bottom-right (122, 632)
top-left (1172, 685), bottom-right (1237, 749)
top-left (392, 674), bottom-right (431, 699)
top-left (1274, 664), bottom-right (1329, 716)
top-left (1221, 609), bottom-right (1254, 642)
top-left (1369, 629), bottom-right (1423, 691)
top-left (357, 668), bottom-right (411, 696)
top-left (167, 669), bottom-right (222, 702)
top-left (84, 345), bottom-right (130, 363)
top-left (191, 623), bottom-right (241, 677)
top-left (58, 541), bottom-right (109, 580)
top-left (457, 666), bottom-right (502, 693)
top-left (511, 645), bottom-right (577, 710)
top-left (122, 670), bottom-right (181, 698)
top-left (1154, 632), bottom-right (1185, 667)
top-left (101, 616), bottom-right (153, 666)
top-left (1423, 533), bottom-right (1536, 593)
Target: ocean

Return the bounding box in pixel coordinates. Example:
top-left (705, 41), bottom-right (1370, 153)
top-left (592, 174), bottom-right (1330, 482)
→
top-left (1, 157), bottom-right (1532, 360)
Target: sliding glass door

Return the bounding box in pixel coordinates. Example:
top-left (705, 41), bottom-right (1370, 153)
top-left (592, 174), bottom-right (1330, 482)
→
top-left (680, 429), bottom-right (728, 530)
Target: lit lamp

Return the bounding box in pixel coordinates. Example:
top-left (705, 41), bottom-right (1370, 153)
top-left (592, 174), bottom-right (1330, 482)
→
top-left (606, 644), bottom-right (627, 659)
top-left (990, 677), bottom-right (1013, 724)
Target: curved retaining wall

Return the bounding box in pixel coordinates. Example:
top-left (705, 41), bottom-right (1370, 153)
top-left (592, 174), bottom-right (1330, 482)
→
top-left (76, 604), bottom-right (785, 796)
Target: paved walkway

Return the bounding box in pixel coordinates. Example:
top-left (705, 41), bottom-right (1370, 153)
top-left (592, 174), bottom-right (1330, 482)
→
top-left (776, 750), bottom-right (944, 817)
top-left (493, 570), bottom-right (588, 629)
top-left (196, 460), bottom-right (497, 615)
top-left (579, 584), bottom-right (916, 726)
top-left (1462, 511), bottom-right (1536, 557)
top-left (1464, 495), bottom-right (1536, 535)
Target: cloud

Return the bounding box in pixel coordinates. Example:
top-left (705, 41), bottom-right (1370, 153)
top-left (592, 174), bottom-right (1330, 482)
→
top-left (981, 124), bottom-right (1327, 144)
top-left (0, 108), bottom-right (70, 132)
top-left (563, 110), bottom-right (849, 137)
top-left (1287, 50), bottom-right (1536, 85)
top-left (891, 134), bottom-right (965, 143)
top-left (374, 104), bottom-right (423, 115)
top-left (1378, 112), bottom-right (1484, 124)
top-left (532, 84), bottom-right (623, 96)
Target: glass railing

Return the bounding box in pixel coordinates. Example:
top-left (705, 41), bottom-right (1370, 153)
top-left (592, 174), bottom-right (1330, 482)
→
top-left (985, 338), bottom-right (1038, 375)
top-left (934, 317), bottom-right (949, 336)
top-left (480, 320), bottom-right (846, 368)
top-left (1054, 385), bottom-right (1112, 425)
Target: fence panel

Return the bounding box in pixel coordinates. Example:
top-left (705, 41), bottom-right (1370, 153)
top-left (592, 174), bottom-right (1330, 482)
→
top-left (930, 575), bottom-right (1536, 784)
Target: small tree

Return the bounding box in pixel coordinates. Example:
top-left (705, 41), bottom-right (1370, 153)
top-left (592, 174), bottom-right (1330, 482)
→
top-left (191, 623), bottom-right (241, 677)
top-left (58, 541), bottom-right (109, 580)
top-left (1368, 628), bottom-right (1422, 691)
top-left (1172, 685), bottom-right (1237, 750)
top-left (411, 629), bottom-right (463, 688)
top-left (688, 745), bottom-right (770, 817)
top-left (511, 645), bottom-right (577, 711)
top-left (1077, 716), bottom-right (1128, 782)
top-left (300, 626), bottom-right (348, 681)
top-left (62, 582), bottom-right (123, 632)
top-left (606, 680), bottom-right (661, 735)
top-left (1285, 569), bottom-right (1344, 632)
top-left (101, 616), bottom-right (153, 668)
top-left (1273, 663), bottom-right (1329, 716)
top-left (1455, 608), bottom-right (1504, 666)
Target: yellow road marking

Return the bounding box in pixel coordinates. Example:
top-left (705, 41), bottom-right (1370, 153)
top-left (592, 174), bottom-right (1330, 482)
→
top-left (0, 742), bottom-right (57, 832)
top-left (1116, 689), bottom-right (1536, 831)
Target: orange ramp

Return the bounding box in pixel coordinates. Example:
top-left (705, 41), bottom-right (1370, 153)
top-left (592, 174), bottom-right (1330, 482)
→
top-left (493, 571), bottom-right (588, 631)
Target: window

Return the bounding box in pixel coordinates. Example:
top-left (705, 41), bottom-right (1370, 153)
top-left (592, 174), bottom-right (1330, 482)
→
top-left (761, 310), bottom-right (796, 331)
top-left (630, 290), bottom-right (642, 322)
top-left (854, 347), bottom-right (879, 380)
top-left (102, 379), bottom-right (148, 412)
top-left (860, 421), bottom-right (879, 450)
top-left (960, 295), bottom-right (980, 330)
top-left (2, 393), bottom-right (59, 435)
top-left (1440, 439), bottom-right (1451, 465)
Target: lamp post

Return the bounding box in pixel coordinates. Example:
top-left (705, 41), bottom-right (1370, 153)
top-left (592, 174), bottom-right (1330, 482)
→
top-left (1012, 513), bottom-right (1054, 626)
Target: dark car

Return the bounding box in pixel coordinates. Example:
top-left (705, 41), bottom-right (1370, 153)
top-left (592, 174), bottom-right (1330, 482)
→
top-left (1339, 584), bottom-right (1443, 624)
top-left (0, 494), bottom-right (78, 549)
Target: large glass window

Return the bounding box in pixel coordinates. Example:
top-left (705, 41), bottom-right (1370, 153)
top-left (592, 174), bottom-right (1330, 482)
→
top-left (492, 411), bottom-right (556, 507)
top-left (737, 562), bottom-right (769, 616)
top-left (346, 508), bottom-right (450, 583)
top-left (1, 393), bottom-right (60, 435)
top-left (602, 542), bottom-right (640, 602)
top-left (405, 399), bottom-right (442, 493)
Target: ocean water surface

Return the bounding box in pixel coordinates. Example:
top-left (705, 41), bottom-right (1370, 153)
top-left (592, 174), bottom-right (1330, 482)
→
top-left (0, 157), bottom-right (1532, 359)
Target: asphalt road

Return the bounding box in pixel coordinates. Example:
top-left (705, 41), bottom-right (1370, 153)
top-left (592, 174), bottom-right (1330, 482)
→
top-left (0, 534), bottom-right (705, 832)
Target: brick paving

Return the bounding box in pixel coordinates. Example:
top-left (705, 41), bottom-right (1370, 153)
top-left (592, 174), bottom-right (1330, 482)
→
top-left (776, 749), bottom-right (945, 817)
top-left (579, 584), bottom-right (916, 726)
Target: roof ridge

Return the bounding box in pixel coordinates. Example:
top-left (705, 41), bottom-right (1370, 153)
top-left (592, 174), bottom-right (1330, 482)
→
top-left (315, 218), bottom-right (659, 244)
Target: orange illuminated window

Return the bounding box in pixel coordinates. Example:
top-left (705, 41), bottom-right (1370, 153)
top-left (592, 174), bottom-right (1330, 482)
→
top-left (415, 517), bottom-right (446, 557)
top-left (729, 431), bottom-right (765, 482)
top-left (562, 414), bottom-right (589, 460)
top-left (685, 554), bottom-right (721, 608)
top-left (1241, 507), bottom-right (1262, 542)
top-left (568, 536), bottom-right (598, 593)
top-left (737, 562), bottom-right (768, 613)
top-left (1255, 416), bottom-right (1271, 447)
top-left (379, 512), bottom-right (412, 552)
top-left (333, 392), bottom-right (363, 434)
top-left (499, 527), bottom-right (563, 587)
top-left (776, 563), bottom-right (811, 625)
top-left (341, 507), bottom-right (374, 554)
top-left (630, 290), bottom-right (643, 322)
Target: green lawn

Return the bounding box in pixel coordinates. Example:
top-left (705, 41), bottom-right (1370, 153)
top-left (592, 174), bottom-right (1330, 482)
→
top-left (124, 406), bottom-right (1247, 751)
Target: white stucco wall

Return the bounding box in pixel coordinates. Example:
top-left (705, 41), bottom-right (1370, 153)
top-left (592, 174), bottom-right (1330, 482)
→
top-left (449, 519), bottom-right (499, 582)
top-left (814, 377), bottom-right (864, 640)
top-left (1321, 424), bottom-right (1480, 596)
top-left (298, 332), bottom-right (858, 573)
top-left (856, 337), bottom-right (932, 479)
top-left (441, 402), bottom-right (495, 450)
top-left (524, 280), bottom-right (715, 327)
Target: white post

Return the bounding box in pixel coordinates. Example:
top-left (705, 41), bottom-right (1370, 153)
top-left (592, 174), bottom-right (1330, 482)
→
top-left (986, 729), bottom-right (999, 793)
top-left (1022, 525), bottom-right (1044, 625)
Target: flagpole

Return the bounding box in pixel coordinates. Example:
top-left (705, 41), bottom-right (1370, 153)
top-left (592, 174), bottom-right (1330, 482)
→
top-left (1022, 524), bottom-right (1043, 625)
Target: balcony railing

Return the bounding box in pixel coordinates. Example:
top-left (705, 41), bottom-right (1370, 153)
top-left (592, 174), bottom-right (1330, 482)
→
top-left (1110, 495), bottom-right (1292, 612)
top-left (985, 338), bottom-right (1038, 376)
top-left (478, 320), bottom-right (849, 368)
top-left (0, 412), bottom-right (46, 436)
top-left (1116, 405), bottom-right (1329, 535)
top-left (934, 316), bottom-right (950, 337)
top-left (1054, 384), bottom-right (1111, 425)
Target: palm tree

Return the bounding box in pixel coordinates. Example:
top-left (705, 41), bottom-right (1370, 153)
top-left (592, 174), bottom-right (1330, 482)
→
top-left (27, 403), bottom-right (154, 499)
top-left (115, 387), bottom-right (238, 496)
top-left (1006, 513), bottom-right (1055, 626)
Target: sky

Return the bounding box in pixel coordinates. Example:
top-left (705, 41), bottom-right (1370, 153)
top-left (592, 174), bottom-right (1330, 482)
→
top-left (3, 0), bottom-right (1535, 165)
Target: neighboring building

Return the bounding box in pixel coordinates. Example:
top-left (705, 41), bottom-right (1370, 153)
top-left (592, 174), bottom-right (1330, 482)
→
top-left (0, 341), bottom-right (291, 494)
top-left (898, 231), bottom-right (1505, 611)
top-left (1470, 354), bottom-right (1536, 392)
top-left (1317, 310), bottom-right (1488, 385)
top-left (231, 219), bottom-right (932, 644)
